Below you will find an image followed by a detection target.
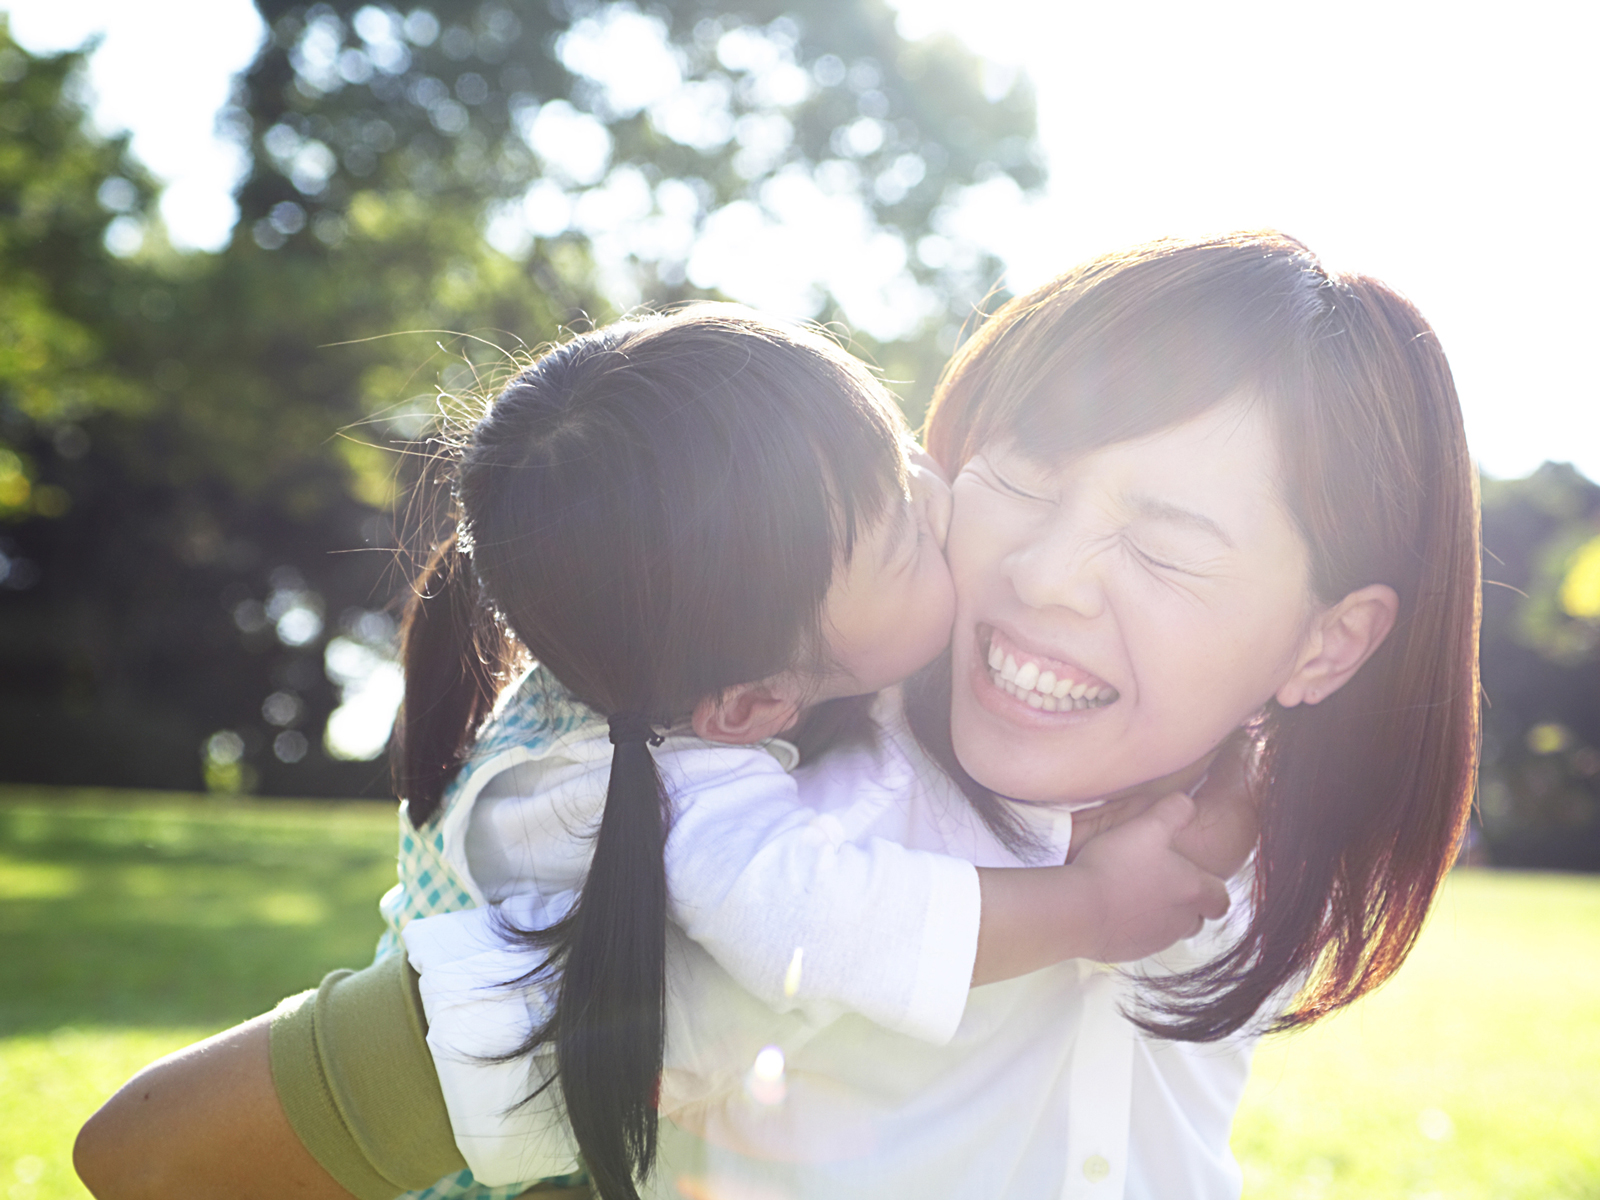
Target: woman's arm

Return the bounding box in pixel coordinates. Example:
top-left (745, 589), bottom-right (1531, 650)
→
top-left (75, 956), bottom-right (476, 1200)
top-left (74, 1013), bottom-right (357, 1200)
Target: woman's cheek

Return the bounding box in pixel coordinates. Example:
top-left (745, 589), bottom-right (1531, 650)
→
top-left (945, 485), bottom-right (1011, 601)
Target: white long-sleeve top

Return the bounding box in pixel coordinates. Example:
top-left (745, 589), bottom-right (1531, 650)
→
top-left (387, 664), bottom-right (981, 1047)
top-left (404, 690), bottom-right (1263, 1199)
top-left (455, 723), bottom-right (983, 1044)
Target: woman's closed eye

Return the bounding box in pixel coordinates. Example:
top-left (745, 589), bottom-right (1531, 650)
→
top-left (996, 475), bottom-right (1052, 503)
top-left (968, 456), bottom-right (1054, 503)
top-left (1121, 533), bottom-right (1218, 580)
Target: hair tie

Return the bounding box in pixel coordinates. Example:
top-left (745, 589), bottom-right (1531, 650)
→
top-left (608, 712), bottom-right (663, 747)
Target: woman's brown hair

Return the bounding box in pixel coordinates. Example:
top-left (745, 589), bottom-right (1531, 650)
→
top-left (917, 231), bottom-right (1481, 1038)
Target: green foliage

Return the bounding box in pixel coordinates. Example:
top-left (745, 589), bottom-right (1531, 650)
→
top-left (236, 0), bottom-right (1038, 338)
top-left (0, 21), bottom-right (158, 518)
top-left (1479, 465), bottom-right (1600, 867)
top-left (0, 1), bottom-right (1044, 799)
top-left (1485, 466), bottom-right (1600, 667)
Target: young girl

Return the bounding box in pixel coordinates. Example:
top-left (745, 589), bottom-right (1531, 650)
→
top-left (375, 305), bottom-right (1237, 1200)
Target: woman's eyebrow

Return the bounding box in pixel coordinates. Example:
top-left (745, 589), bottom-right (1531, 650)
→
top-left (1124, 492), bottom-right (1236, 548)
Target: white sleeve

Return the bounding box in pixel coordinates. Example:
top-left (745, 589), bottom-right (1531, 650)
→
top-left (655, 742), bottom-right (981, 1045)
top-left (401, 899), bottom-right (581, 1188)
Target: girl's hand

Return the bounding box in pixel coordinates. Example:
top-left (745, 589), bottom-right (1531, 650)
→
top-left (1173, 734), bottom-right (1259, 881)
top-left (1069, 792), bottom-right (1233, 963)
top-left (1064, 733), bottom-right (1260, 879)
top-left (971, 793), bottom-right (1231, 984)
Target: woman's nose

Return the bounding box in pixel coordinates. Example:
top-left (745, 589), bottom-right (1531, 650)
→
top-left (1004, 519), bottom-right (1106, 619)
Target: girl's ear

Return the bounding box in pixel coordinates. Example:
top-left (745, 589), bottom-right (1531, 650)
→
top-left (1277, 584), bottom-right (1400, 707)
top-left (692, 675), bottom-right (808, 745)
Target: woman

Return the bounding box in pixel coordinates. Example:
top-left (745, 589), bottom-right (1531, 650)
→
top-left (76, 231), bottom-right (1480, 1199)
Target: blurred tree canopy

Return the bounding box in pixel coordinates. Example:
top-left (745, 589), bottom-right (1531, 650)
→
top-left (0, 2), bottom-right (1039, 798)
top-left (1479, 464), bottom-right (1600, 868)
top-left (4, 6), bottom-right (1597, 872)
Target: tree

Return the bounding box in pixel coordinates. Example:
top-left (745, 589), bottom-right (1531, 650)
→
top-left (0, 1), bottom-right (1045, 797)
top-left (0, 20), bottom-right (157, 520)
top-left (1478, 463), bottom-right (1600, 868)
top-left (236, 1), bottom-right (1039, 362)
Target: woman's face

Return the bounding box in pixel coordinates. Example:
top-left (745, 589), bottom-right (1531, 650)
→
top-left (946, 399), bottom-right (1322, 805)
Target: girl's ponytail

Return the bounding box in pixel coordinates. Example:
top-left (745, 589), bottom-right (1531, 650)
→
top-left (548, 714), bottom-right (670, 1200)
top-left (391, 532), bottom-right (507, 827)
top-left (443, 308), bottom-right (908, 1197)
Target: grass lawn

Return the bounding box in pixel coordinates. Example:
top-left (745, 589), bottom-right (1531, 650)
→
top-left (0, 787), bottom-right (398, 1200)
top-left (1235, 870), bottom-right (1600, 1199)
top-left (2, 788), bottom-right (1598, 1199)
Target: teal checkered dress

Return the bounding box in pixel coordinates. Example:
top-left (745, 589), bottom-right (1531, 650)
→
top-left (376, 665), bottom-right (596, 1200)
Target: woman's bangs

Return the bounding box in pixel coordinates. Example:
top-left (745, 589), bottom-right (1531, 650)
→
top-left (999, 299), bottom-right (1281, 468)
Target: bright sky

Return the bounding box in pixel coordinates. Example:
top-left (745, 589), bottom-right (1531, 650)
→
top-left (4, 0), bottom-right (1596, 482)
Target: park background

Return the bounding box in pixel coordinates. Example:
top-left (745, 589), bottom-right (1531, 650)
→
top-left (0, 1), bottom-right (1595, 1197)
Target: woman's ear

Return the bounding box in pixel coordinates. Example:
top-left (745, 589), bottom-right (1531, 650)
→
top-left (1277, 584), bottom-right (1399, 707)
top-left (692, 675), bottom-right (808, 745)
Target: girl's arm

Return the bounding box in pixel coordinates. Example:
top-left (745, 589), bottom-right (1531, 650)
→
top-left (656, 741), bottom-right (983, 1044)
top-left (658, 738), bottom-right (1238, 1035)
top-left (407, 788), bottom-right (1225, 1190)
top-left (974, 739), bottom-right (1258, 986)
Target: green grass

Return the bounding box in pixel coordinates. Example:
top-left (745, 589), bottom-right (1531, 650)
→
top-left (1235, 871), bottom-right (1600, 1199)
top-left (0, 787), bottom-right (398, 1200)
top-left (2, 788), bottom-right (1598, 1200)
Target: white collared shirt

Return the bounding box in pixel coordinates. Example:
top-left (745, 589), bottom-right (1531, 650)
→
top-left (404, 690), bottom-right (1260, 1198)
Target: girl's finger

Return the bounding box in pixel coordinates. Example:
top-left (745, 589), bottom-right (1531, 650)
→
top-left (1198, 875), bottom-right (1231, 922)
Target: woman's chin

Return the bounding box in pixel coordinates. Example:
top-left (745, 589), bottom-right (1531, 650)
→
top-left (950, 657), bottom-right (1119, 804)
top-left (950, 647), bottom-right (1215, 807)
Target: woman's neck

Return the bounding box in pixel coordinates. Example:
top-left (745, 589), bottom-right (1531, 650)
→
top-left (1109, 751), bottom-right (1219, 806)
top-left (1049, 747), bottom-right (1231, 862)
top-left (1007, 749), bottom-right (1219, 813)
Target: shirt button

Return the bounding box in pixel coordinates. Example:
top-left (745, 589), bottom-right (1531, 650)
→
top-left (1082, 1154), bottom-right (1111, 1183)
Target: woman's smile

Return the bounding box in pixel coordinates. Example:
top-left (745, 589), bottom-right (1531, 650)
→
top-left (977, 624), bottom-right (1120, 715)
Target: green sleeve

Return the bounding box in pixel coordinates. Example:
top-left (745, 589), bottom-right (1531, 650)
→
top-left (268, 952), bottom-right (467, 1200)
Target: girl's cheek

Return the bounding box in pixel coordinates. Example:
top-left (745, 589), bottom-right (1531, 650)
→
top-left (916, 469), bottom-right (953, 548)
top-left (925, 549), bottom-right (956, 616)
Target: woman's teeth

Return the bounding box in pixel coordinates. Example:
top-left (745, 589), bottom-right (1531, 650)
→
top-left (985, 641), bottom-right (1117, 712)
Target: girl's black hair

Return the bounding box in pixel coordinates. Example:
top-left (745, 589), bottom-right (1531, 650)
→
top-left (391, 306), bottom-right (907, 1200)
